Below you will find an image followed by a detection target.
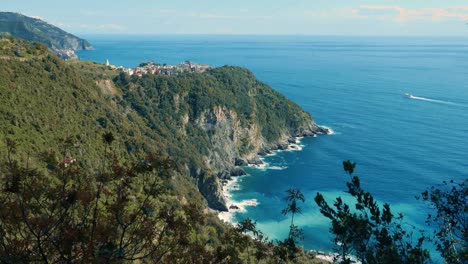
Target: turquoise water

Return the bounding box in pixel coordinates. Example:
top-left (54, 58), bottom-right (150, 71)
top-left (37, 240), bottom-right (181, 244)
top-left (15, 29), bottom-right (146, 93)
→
top-left (77, 35), bottom-right (468, 256)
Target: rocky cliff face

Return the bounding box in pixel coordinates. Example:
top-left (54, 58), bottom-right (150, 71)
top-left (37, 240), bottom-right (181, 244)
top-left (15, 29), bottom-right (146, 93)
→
top-left (112, 65), bottom-right (328, 211)
top-left (0, 12), bottom-right (92, 59)
top-left (60, 35), bottom-right (92, 51)
top-left (195, 105), bottom-right (329, 211)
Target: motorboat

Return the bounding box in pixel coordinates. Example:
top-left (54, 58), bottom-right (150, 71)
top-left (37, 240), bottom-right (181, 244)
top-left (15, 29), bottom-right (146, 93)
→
top-left (404, 93), bottom-right (413, 98)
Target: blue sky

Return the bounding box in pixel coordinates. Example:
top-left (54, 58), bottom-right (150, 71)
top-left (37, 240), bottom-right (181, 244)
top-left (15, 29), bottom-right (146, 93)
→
top-left (3, 0), bottom-right (468, 36)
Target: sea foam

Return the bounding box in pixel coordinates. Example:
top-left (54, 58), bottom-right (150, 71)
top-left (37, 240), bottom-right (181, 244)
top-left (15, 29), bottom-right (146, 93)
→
top-left (266, 166), bottom-right (288, 170)
top-left (320, 125), bottom-right (335, 135)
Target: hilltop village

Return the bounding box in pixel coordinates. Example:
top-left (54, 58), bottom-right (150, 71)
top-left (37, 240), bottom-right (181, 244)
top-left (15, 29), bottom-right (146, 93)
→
top-left (105, 59), bottom-right (213, 76)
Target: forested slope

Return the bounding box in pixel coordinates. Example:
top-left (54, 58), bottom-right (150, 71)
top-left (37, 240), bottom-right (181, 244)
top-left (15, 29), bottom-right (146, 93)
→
top-left (0, 36), bottom-right (327, 262)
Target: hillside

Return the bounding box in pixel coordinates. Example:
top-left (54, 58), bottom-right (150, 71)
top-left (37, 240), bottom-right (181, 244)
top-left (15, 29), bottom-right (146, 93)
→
top-left (113, 65), bottom-right (328, 210)
top-left (0, 36), bottom-right (328, 262)
top-left (0, 12), bottom-right (91, 59)
top-left (0, 34), bottom-right (328, 210)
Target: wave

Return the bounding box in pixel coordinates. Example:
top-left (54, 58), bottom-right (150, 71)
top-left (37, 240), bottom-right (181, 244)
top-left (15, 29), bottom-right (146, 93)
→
top-left (218, 198), bottom-right (259, 223)
top-left (248, 163), bottom-right (269, 170)
top-left (219, 176), bottom-right (259, 223)
top-left (320, 125), bottom-right (335, 135)
top-left (248, 136), bottom-right (308, 170)
top-left (286, 143), bottom-right (303, 151)
top-left (267, 166), bottom-right (288, 170)
top-left (249, 164), bottom-right (288, 171)
top-left (407, 94), bottom-right (463, 106)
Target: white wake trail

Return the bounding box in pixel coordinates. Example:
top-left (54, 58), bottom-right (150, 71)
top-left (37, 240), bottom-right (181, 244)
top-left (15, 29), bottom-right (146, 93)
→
top-left (408, 95), bottom-right (461, 106)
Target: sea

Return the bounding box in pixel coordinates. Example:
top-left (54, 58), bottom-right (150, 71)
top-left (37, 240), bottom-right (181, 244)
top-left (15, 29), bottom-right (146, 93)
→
top-left (77, 35), bottom-right (468, 259)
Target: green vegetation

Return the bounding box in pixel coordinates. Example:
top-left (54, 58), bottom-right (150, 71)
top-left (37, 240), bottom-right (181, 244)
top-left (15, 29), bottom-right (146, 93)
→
top-left (315, 161), bottom-right (429, 263)
top-left (419, 179), bottom-right (467, 263)
top-left (278, 189), bottom-right (306, 260)
top-left (2, 134), bottom-right (318, 263)
top-left (314, 161), bottom-right (467, 264)
top-left (0, 134), bottom-right (322, 262)
top-left (1, 36), bottom-right (466, 264)
top-left (0, 12), bottom-right (92, 52)
top-left (112, 65), bottom-right (316, 170)
top-left (0, 35), bottom-right (320, 213)
top-left (0, 37), bottom-right (325, 263)
top-left (116, 65), bottom-right (315, 140)
top-left (0, 36), bottom-right (143, 167)
top-left (0, 136), bottom-right (199, 262)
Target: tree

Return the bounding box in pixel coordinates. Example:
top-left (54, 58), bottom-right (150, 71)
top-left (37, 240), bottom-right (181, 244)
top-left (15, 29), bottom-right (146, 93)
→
top-left (277, 188), bottom-right (306, 260)
top-left (0, 135), bottom-right (210, 263)
top-left (315, 160), bottom-right (429, 264)
top-left (2, 135), bottom-right (322, 263)
top-left (419, 179), bottom-right (467, 263)
top-left (282, 188), bottom-right (305, 238)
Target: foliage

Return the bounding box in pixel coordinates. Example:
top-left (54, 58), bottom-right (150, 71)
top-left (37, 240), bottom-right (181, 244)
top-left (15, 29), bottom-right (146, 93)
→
top-left (419, 179), bottom-right (467, 263)
top-left (276, 188), bottom-right (306, 261)
top-left (0, 135), bottom-right (202, 262)
top-left (315, 160), bottom-right (429, 264)
top-left (0, 37), bottom-right (316, 205)
top-left (0, 34), bottom-right (49, 59)
top-left (282, 188), bottom-right (306, 232)
top-left (0, 136), bottom-right (322, 263)
top-left (0, 38), bottom-right (324, 263)
top-left (114, 65), bottom-right (314, 154)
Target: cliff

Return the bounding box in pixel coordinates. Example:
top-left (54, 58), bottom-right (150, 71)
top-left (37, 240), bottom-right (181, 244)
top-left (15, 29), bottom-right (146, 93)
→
top-left (195, 104), bottom-right (328, 210)
top-left (0, 12), bottom-right (92, 59)
top-left (114, 66), bottom-right (329, 210)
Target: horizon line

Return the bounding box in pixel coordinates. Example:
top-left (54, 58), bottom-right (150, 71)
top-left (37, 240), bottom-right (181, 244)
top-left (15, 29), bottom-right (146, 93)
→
top-left (77, 33), bottom-right (468, 38)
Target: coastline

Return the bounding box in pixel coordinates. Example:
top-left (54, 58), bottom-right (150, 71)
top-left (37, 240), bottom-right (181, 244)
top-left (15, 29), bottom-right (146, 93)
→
top-left (218, 176), bottom-right (258, 223)
top-left (217, 126), bottom-right (359, 262)
top-left (246, 125), bottom-right (331, 169)
top-left (217, 129), bottom-right (330, 223)
top-left (247, 137), bottom-right (305, 169)
top-left (320, 125), bottom-right (334, 135)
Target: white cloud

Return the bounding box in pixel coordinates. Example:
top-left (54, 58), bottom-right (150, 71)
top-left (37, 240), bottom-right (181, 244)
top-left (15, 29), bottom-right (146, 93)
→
top-left (354, 5), bottom-right (468, 22)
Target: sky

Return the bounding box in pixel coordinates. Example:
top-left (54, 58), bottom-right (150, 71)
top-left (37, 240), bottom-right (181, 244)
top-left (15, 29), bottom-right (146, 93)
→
top-left (3, 0), bottom-right (468, 36)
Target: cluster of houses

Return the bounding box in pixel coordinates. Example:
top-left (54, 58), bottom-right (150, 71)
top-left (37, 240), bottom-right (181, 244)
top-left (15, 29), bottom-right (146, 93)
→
top-left (106, 60), bottom-right (212, 77)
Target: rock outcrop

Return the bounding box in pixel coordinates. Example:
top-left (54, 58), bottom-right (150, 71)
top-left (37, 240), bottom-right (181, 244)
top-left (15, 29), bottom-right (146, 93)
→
top-left (112, 65), bottom-right (329, 211)
top-left (0, 12), bottom-right (92, 59)
top-left (197, 173), bottom-right (228, 211)
top-left (195, 105), bottom-right (329, 210)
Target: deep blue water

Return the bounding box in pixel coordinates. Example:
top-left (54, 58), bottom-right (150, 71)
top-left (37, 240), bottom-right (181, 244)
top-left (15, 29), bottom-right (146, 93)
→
top-left (77, 35), bottom-right (468, 258)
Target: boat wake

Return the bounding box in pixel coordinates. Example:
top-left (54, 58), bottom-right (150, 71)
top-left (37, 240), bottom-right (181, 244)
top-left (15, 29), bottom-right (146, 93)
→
top-left (405, 94), bottom-right (461, 106)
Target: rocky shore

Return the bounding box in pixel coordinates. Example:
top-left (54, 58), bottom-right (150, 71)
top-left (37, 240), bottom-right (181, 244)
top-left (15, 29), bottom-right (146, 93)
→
top-left (217, 126), bottom-right (331, 221)
top-left (195, 102), bottom-right (330, 212)
top-left (236, 125), bottom-right (330, 169)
